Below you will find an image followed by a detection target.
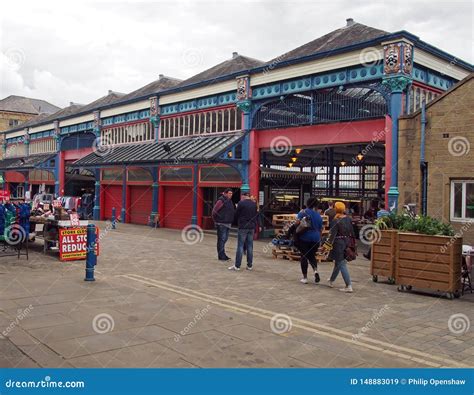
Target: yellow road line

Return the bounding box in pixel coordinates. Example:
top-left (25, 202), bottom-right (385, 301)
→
top-left (117, 273), bottom-right (467, 368)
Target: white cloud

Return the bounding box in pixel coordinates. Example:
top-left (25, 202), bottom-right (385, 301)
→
top-left (0, 0), bottom-right (472, 108)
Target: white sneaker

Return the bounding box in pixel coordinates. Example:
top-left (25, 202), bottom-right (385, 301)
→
top-left (246, 266), bottom-right (253, 271)
top-left (339, 285), bottom-right (353, 293)
top-left (228, 265), bottom-right (240, 271)
top-left (300, 278), bottom-right (308, 284)
top-left (327, 279), bottom-right (334, 288)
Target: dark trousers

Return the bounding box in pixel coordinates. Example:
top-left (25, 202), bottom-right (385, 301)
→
top-left (235, 229), bottom-right (254, 268)
top-left (298, 240), bottom-right (319, 278)
top-left (216, 225), bottom-right (230, 260)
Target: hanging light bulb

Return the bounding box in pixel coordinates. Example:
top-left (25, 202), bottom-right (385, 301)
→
top-left (340, 157), bottom-right (347, 166)
top-left (295, 148), bottom-right (302, 154)
top-left (291, 156), bottom-right (297, 162)
top-left (288, 163), bottom-right (293, 168)
top-left (356, 152), bottom-right (364, 161)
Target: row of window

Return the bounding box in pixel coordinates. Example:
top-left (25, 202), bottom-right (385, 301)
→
top-left (159, 107), bottom-right (242, 139)
top-left (451, 181), bottom-right (473, 221)
top-left (101, 122), bottom-right (155, 145)
top-left (408, 86), bottom-right (440, 113)
top-left (29, 138), bottom-right (57, 154)
top-left (101, 165), bottom-right (241, 183)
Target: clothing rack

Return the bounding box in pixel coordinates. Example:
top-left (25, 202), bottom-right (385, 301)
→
top-left (0, 202), bottom-right (30, 260)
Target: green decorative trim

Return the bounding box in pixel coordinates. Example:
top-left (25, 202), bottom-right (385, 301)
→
top-left (382, 76), bottom-right (412, 93)
top-left (387, 186), bottom-right (400, 197)
top-left (236, 100), bottom-right (252, 113)
top-left (150, 116), bottom-right (160, 128)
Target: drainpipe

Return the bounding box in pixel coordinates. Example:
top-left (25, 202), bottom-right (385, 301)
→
top-left (420, 101), bottom-right (428, 216)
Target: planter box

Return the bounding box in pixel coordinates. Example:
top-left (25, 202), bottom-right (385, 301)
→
top-left (370, 230), bottom-right (397, 283)
top-left (395, 232), bottom-right (462, 299)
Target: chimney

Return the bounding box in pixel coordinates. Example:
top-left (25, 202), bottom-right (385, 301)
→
top-left (232, 52), bottom-right (239, 59)
top-left (108, 90), bottom-right (113, 95)
top-left (346, 18), bottom-right (354, 27)
top-left (159, 74), bottom-right (164, 80)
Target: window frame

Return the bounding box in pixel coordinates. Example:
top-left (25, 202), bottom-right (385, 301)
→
top-left (450, 180), bottom-right (474, 222)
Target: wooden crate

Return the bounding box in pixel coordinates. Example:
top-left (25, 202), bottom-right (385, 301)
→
top-left (370, 230), bottom-right (397, 284)
top-left (395, 232), bottom-right (462, 299)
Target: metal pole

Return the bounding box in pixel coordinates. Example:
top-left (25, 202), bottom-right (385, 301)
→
top-left (112, 207), bottom-right (116, 229)
top-left (84, 224), bottom-right (96, 282)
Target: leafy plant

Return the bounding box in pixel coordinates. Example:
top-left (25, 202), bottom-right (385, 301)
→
top-left (374, 213), bottom-right (454, 236)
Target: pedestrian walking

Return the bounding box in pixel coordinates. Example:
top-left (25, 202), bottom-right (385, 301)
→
top-left (364, 202), bottom-right (390, 260)
top-left (212, 188), bottom-right (235, 262)
top-left (324, 200), bottom-right (336, 225)
top-left (228, 191), bottom-right (258, 271)
top-left (294, 197), bottom-right (323, 284)
top-left (324, 202), bottom-right (356, 293)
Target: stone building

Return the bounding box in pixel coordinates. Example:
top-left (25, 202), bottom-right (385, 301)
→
top-left (398, 74), bottom-right (473, 243)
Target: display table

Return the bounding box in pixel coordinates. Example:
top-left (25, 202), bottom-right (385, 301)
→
top-left (30, 217), bottom-right (90, 258)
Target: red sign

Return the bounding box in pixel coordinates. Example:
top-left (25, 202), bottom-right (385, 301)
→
top-left (59, 227), bottom-right (99, 261)
top-left (0, 190), bottom-right (10, 202)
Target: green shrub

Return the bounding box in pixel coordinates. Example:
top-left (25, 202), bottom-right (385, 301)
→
top-left (374, 213), bottom-right (455, 236)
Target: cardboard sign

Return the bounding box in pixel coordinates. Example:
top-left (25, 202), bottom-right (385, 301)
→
top-left (0, 190), bottom-right (10, 202)
top-left (70, 213), bottom-right (80, 226)
top-left (59, 227), bottom-right (99, 261)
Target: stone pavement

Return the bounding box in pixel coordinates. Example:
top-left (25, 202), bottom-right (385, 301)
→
top-left (0, 221), bottom-right (473, 368)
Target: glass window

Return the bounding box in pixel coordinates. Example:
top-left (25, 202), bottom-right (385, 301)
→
top-left (451, 181), bottom-right (474, 220)
top-left (200, 166), bottom-right (241, 182)
top-left (160, 167), bottom-right (193, 182)
top-left (127, 168), bottom-right (153, 182)
top-left (102, 169), bottom-right (123, 181)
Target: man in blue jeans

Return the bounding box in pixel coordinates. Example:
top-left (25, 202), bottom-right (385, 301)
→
top-left (212, 188), bottom-right (235, 261)
top-left (229, 191), bottom-right (258, 271)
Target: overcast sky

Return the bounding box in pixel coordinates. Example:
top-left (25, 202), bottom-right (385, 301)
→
top-left (0, 0), bottom-right (472, 108)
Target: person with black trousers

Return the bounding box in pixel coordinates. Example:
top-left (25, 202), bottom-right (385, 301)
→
top-left (212, 188), bottom-right (235, 262)
top-left (294, 197), bottom-right (323, 284)
top-left (229, 191), bottom-right (258, 271)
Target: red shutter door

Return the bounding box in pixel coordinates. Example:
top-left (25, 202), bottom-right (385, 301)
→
top-left (103, 185), bottom-right (122, 220)
top-left (163, 186), bottom-right (193, 229)
top-left (130, 186), bottom-right (153, 225)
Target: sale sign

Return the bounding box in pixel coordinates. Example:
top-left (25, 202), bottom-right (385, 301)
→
top-left (0, 190), bottom-right (10, 201)
top-left (59, 227), bottom-right (99, 261)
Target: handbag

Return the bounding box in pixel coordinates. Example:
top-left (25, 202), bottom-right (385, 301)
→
top-left (344, 236), bottom-right (357, 261)
top-left (295, 210), bottom-right (312, 235)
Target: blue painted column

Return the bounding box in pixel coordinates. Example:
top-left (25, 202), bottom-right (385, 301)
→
top-left (93, 168), bottom-right (101, 220)
top-left (149, 167), bottom-right (159, 226)
top-left (383, 76), bottom-right (411, 211)
top-left (191, 164), bottom-right (198, 225)
top-left (121, 166), bottom-right (127, 223)
top-left (237, 99), bottom-right (252, 193)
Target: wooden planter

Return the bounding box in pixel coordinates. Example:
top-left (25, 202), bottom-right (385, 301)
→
top-left (370, 230), bottom-right (397, 284)
top-left (395, 232), bottom-right (462, 299)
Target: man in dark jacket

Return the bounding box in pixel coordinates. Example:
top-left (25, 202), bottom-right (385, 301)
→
top-left (212, 188), bottom-right (235, 261)
top-left (229, 191), bottom-right (258, 271)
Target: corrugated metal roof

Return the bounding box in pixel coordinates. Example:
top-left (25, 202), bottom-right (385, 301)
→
top-left (72, 133), bottom-right (245, 167)
top-left (0, 153), bottom-right (56, 171)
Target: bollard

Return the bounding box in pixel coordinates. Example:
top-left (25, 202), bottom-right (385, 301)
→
top-left (84, 224), bottom-right (97, 282)
top-left (111, 207), bottom-right (116, 229)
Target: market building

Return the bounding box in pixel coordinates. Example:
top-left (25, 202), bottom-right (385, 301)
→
top-left (1, 19), bottom-right (472, 232)
top-left (398, 74), bottom-right (474, 244)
